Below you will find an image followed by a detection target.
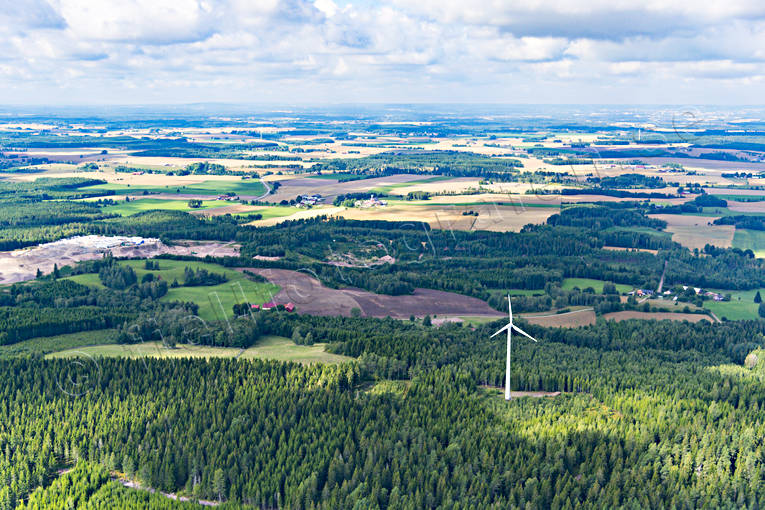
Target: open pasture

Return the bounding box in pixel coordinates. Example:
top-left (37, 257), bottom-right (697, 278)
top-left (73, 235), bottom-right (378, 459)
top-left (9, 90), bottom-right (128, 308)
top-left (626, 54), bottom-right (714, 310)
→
top-left (732, 229), bottom-right (765, 257)
top-left (102, 198), bottom-right (231, 216)
top-left (561, 278), bottom-right (633, 294)
top-left (80, 178), bottom-right (267, 198)
top-left (45, 336), bottom-right (352, 364)
top-left (703, 287), bottom-right (765, 321)
top-left (66, 259), bottom-right (279, 321)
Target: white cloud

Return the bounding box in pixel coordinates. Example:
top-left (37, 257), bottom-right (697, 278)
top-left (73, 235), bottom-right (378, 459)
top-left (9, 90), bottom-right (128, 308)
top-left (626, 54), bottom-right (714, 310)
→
top-left (54, 0), bottom-right (217, 44)
top-left (0, 0), bottom-right (762, 103)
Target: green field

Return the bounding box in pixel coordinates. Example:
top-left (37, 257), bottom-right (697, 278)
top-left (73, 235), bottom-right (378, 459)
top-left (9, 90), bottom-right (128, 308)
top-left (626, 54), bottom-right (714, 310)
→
top-left (307, 173), bottom-right (359, 180)
top-left (46, 336), bottom-right (352, 364)
top-left (81, 179), bottom-right (266, 197)
top-left (732, 229), bottom-right (765, 257)
top-left (0, 329), bottom-right (118, 358)
top-left (66, 260), bottom-right (279, 321)
top-left (561, 278), bottom-right (633, 294)
top-left (703, 287), bottom-right (765, 321)
top-left (247, 205), bottom-right (302, 219)
top-left (102, 198), bottom-right (230, 216)
top-left (64, 273), bottom-right (106, 288)
top-left (238, 335), bottom-right (352, 364)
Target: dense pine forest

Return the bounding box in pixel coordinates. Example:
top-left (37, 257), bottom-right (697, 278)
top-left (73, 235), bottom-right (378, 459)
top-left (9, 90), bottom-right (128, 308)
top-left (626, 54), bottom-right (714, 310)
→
top-left (4, 316), bottom-right (765, 508)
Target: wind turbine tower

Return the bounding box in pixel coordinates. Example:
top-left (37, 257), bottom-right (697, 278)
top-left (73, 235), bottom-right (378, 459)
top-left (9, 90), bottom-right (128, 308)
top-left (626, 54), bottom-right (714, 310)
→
top-left (491, 295), bottom-right (539, 400)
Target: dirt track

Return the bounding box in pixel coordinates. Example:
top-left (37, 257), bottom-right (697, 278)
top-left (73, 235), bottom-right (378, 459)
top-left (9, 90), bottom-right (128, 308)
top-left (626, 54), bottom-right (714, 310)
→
top-left (244, 268), bottom-right (504, 318)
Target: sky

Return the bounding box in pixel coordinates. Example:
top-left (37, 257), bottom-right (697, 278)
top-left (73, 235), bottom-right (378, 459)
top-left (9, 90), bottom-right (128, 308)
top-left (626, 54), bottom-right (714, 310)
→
top-left (1, 0), bottom-right (765, 105)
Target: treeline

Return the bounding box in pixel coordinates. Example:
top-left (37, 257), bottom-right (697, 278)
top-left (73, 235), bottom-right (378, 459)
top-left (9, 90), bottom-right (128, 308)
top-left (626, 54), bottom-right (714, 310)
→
top-left (547, 205), bottom-right (667, 230)
top-left (591, 173), bottom-right (666, 189)
top-left (0, 306), bottom-right (132, 345)
top-left (714, 214), bottom-right (765, 230)
top-left (310, 150), bottom-right (524, 181)
top-left (559, 188), bottom-right (675, 199)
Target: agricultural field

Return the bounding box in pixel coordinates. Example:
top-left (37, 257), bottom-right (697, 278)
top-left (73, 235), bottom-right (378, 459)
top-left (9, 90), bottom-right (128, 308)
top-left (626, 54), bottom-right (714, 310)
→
top-left (46, 336), bottom-right (351, 364)
top-left (246, 268), bottom-right (504, 319)
top-left (703, 288), bottom-right (765, 321)
top-left (602, 311), bottom-right (713, 323)
top-left (102, 198), bottom-right (231, 216)
top-left (128, 259), bottom-right (278, 321)
top-left (649, 214), bottom-right (735, 250)
top-left (732, 229), bottom-right (765, 257)
top-left (334, 201), bottom-right (558, 232)
top-left (80, 178), bottom-right (267, 198)
top-left (67, 259), bottom-right (279, 321)
top-left (520, 308), bottom-right (597, 328)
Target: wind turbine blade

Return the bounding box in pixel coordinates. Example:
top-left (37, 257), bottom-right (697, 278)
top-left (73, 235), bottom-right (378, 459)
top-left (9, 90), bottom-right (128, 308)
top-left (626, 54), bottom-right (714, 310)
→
top-left (508, 295), bottom-right (512, 322)
top-left (490, 323), bottom-right (511, 338)
top-left (511, 324), bottom-right (538, 342)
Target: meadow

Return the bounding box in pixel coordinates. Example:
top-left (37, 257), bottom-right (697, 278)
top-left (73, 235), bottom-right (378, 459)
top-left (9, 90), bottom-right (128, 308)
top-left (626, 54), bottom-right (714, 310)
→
top-left (102, 198), bottom-right (231, 216)
top-left (80, 178), bottom-right (267, 197)
top-left (561, 278), bottom-right (633, 294)
top-left (732, 228), bottom-right (765, 257)
top-left (65, 259), bottom-right (280, 321)
top-left (46, 335), bottom-right (352, 364)
top-left (704, 287), bottom-right (765, 321)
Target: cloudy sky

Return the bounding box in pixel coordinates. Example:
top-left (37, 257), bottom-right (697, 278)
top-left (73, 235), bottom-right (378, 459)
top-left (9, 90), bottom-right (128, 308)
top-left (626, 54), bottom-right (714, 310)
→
top-left (2, 0), bottom-right (765, 104)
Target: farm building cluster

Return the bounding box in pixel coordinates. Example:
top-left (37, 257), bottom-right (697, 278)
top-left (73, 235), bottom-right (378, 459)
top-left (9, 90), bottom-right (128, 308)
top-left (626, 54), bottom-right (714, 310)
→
top-left (356, 195), bottom-right (387, 208)
top-left (298, 194), bottom-right (324, 206)
top-left (629, 286), bottom-right (726, 302)
top-left (251, 301), bottom-right (295, 312)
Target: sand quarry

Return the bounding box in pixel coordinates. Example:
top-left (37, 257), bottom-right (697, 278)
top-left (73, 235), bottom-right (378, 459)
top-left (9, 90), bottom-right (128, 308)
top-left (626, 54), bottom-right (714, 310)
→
top-left (0, 236), bottom-right (240, 284)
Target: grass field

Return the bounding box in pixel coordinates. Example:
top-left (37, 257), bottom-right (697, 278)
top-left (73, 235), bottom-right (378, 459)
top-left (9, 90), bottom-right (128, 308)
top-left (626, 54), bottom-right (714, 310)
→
top-left (64, 273), bottom-right (106, 288)
top-left (102, 198), bottom-right (230, 216)
top-left (46, 336), bottom-right (352, 364)
top-left (125, 259), bottom-right (279, 321)
top-left (0, 329), bottom-right (118, 358)
top-left (732, 229), bottom-right (765, 258)
top-left (703, 288), bottom-right (765, 320)
top-left (561, 278), bottom-right (633, 294)
top-left (238, 335), bottom-right (352, 364)
top-left (81, 179), bottom-right (266, 197)
top-left (307, 173), bottom-right (359, 180)
top-left (66, 260), bottom-right (279, 321)
top-left (247, 205), bottom-right (302, 219)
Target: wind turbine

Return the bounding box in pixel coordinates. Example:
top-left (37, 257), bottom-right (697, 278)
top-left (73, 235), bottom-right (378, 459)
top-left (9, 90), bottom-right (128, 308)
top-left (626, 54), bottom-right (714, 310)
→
top-left (491, 294), bottom-right (538, 400)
